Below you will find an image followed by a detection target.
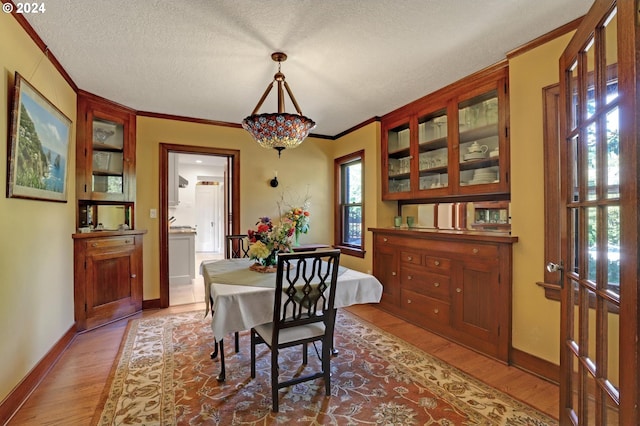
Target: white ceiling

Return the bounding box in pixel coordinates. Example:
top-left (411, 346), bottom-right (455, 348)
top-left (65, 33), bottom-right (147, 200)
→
top-left (23, 0), bottom-right (593, 137)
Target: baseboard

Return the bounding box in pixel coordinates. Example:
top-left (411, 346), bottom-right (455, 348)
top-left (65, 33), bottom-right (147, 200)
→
top-left (0, 325), bottom-right (76, 425)
top-left (511, 348), bottom-right (559, 384)
top-left (143, 298), bottom-right (161, 310)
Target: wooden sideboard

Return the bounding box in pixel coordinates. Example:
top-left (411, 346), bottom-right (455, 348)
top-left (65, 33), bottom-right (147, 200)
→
top-left (370, 227), bottom-right (517, 362)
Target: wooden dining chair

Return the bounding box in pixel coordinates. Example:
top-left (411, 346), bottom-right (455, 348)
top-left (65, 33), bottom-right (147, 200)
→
top-left (225, 234), bottom-right (250, 259)
top-left (250, 249), bottom-right (341, 412)
top-left (222, 234), bottom-right (250, 353)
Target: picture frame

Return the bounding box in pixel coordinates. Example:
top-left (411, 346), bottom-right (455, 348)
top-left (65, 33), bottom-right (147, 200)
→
top-left (7, 72), bottom-right (72, 202)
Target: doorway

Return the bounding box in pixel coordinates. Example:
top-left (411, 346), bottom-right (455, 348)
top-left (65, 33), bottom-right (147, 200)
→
top-left (168, 153), bottom-right (226, 305)
top-left (159, 144), bottom-right (240, 308)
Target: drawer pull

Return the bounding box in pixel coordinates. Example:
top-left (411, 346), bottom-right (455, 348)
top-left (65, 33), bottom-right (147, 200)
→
top-left (407, 275), bottom-right (413, 280)
top-left (131, 274), bottom-right (137, 278)
top-left (472, 248), bottom-right (479, 254)
top-left (433, 282), bottom-right (440, 287)
top-left (125, 240), bottom-right (132, 244)
top-left (434, 260), bottom-right (440, 266)
top-left (383, 237), bottom-right (388, 242)
top-left (456, 288), bottom-right (462, 293)
top-left (407, 299), bottom-right (412, 304)
top-left (391, 271), bottom-right (397, 276)
top-left (92, 243), bottom-right (98, 247)
top-left (433, 308), bottom-right (439, 314)
top-left (407, 256), bottom-right (413, 261)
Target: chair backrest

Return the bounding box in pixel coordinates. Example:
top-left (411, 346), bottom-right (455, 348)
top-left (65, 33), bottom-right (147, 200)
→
top-left (225, 234), bottom-right (250, 259)
top-left (272, 249), bottom-right (341, 334)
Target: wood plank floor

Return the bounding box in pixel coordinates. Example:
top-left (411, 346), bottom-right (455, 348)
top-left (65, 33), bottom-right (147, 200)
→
top-left (6, 303), bottom-right (559, 425)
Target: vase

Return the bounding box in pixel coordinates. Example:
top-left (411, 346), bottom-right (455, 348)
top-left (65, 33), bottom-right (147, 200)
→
top-left (294, 230), bottom-right (301, 247)
top-left (262, 250), bottom-right (278, 267)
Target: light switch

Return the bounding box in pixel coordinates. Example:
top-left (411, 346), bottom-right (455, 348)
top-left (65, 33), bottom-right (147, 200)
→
top-left (150, 208), bottom-right (157, 219)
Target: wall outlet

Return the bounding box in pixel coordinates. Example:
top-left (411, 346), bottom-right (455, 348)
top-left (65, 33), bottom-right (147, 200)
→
top-left (150, 208), bottom-right (157, 219)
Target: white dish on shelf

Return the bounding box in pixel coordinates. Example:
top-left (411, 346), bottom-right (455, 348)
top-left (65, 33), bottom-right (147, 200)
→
top-left (463, 152), bottom-right (487, 161)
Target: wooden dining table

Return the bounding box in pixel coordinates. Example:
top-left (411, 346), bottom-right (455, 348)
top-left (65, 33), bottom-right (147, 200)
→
top-left (201, 257), bottom-right (383, 381)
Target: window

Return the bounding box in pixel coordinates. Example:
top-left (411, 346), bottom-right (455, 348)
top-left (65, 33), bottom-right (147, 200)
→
top-left (334, 150), bottom-right (365, 258)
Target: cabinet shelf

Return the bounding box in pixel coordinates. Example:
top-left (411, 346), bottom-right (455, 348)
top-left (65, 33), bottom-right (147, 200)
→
top-left (93, 143), bottom-right (123, 152)
top-left (419, 137), bottom-right (448, 151)
top-left (459, 157), bottom-right (499, 171)
top-left (459, 123), bottom-right (499, 144)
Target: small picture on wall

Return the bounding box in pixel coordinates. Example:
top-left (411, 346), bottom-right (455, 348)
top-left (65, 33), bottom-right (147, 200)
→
top-left (6, 72), bottom-right (72, 202)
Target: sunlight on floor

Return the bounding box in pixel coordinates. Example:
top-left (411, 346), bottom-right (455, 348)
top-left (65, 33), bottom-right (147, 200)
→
top-left (170, 252), bottom-right (223, 306)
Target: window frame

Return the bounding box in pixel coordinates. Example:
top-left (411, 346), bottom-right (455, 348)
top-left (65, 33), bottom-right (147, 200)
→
top-left (334, 150), bottom-right (365, 258)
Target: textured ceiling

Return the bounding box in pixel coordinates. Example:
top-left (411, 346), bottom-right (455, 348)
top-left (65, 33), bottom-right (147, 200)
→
top-left (22, 0), bottom-right (593, 137)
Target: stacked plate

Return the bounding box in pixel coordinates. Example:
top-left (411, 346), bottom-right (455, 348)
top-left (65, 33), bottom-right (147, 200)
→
top-left (469, 168), bottom-right (497, 184)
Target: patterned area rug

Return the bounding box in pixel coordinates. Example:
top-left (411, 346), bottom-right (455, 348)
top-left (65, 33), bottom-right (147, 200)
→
top-left (94, 310), bottom-right (557, 425)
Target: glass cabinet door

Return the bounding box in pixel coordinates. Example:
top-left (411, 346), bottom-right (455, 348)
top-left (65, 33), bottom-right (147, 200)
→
top-left (386, 122), bottom-right (411, 196)
top-left (91, 116), bottom-right (125, 195)
top-left (417, 108), bottom-right (448, 191)
top-left (458, 90), bottom-right (500, 188)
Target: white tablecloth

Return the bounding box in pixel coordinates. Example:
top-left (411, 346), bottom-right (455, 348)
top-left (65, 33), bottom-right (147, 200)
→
top-left (201, 259), bottom-right (383, 338)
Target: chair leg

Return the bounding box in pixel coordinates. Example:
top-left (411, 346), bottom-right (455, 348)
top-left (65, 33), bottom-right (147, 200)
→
top-left (250, 330), bottom-right (256, 378)
top-left (234, 331), bottom-right (240, 353)
top-left (271, 348), bottom-right (279, 412)
top-left (323, 340), bottom-right (331, 396)
top-left (216, 339), bottom-right (226, 382)
top-left (302, 342), bottom-right (308, 365)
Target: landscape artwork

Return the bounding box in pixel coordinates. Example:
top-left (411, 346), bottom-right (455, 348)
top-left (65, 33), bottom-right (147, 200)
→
top-left (7, 72), bottom-right (72, 202)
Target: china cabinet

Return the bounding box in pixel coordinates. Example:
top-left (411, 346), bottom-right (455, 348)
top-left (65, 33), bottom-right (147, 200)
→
top-left (74, 91), bottom-right (143, 331)
top-left (382, 63), bottom-right (510, 201)
top-left (76, 91), bottom-right (136, 202)
top-left (370, 227), bottom-right (517, 362)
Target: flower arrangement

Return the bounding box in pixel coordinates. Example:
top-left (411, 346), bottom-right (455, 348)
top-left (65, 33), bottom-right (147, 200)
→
top-left (247, 217), bottom-right (294, 267)
top-left (284, 205), bottom-right (310, 245)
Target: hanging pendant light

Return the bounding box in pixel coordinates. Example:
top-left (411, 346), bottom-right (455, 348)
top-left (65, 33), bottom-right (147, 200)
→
top-left (241, 52), bottom-right (316, 157)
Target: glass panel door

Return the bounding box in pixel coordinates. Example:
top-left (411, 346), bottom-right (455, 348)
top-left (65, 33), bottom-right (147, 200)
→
top-left (458, 90), bottom-right (500, 187)
top-left (559, 4), bottom-right (624, 424)
top-left (386, 123), bottom-right (411, 195)
top-left (417, 108), bottom-right (448, 190)
top-left (91, 116), bottom-right (125, 195)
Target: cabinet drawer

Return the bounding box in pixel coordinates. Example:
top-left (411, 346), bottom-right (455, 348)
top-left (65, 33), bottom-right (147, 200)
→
top-left (401, 266), bottom-right (450, 300)
top-left (401, 289), bottom-right (450, 325)
top-left (425, 239), bottom-right (499, 258)
top-left (400, 250), bottom-right (421, 265)
top-left (85, 236), bottom-right (135, 250)
top-left (423, 255), bottom-right (451, 272)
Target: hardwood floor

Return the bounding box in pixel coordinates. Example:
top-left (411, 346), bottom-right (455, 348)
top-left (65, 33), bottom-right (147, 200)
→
top-left (6, 303), bottom-right (559, 425)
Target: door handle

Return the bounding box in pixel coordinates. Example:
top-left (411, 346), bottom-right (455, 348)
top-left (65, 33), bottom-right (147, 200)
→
top-left (546, 261), bottom-right (564, 288)
top-left (546, 262), bottom-right (563, 273)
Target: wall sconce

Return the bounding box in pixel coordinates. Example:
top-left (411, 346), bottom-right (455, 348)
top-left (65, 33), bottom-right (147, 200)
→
top-left (270, 171), bottom-right (279, 188)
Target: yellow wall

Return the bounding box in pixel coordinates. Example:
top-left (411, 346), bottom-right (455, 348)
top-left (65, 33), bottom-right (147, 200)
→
top-left (509, 33), bottom-right (574, 363)
top-left (136, 117), bottom-right (339, 299)
top-left (0, 13), bottom-right (77, 401)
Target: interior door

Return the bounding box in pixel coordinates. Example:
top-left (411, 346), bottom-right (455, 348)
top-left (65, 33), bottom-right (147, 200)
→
top-left (557, 1), bottom-right (639, 424)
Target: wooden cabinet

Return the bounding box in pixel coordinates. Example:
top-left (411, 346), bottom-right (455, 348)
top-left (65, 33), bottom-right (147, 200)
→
top-left (382, 63), bottom-right (510, 201)
top-left (370, 227), bottom-right (517, 362)
top-left (169, 230), bottom-right (196, 284)
top-left (73, 230), bottom-right (146, 330)
top-left (76, 91), bottom-right (136, 202)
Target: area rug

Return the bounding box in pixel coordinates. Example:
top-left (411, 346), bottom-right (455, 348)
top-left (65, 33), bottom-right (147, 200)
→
top-left (94, 310), bottom-right (557, 425)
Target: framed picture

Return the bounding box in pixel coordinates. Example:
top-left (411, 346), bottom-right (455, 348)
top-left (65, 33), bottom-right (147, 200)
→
top-left (7, 72), bottom-right (72, 202)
